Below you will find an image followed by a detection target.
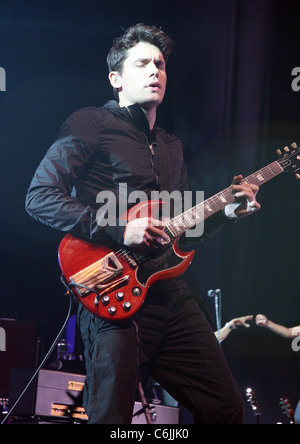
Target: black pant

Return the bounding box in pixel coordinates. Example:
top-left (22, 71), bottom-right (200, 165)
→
top-left (78, 282), bottom-right (245, 424)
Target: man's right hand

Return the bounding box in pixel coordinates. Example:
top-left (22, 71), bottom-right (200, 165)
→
top-left (123, 217), bottom-right (170, 250)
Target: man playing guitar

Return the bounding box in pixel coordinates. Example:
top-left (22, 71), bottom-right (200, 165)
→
top-left (26, 24), bottom-right (261, 424)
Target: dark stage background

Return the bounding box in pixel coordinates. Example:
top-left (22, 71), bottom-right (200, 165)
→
top-left (1, 0), bottom-right (299, 424)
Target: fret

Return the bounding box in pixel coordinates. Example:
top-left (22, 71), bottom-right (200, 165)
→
top-left (242, 161), bottom-right (283, 187)
top-left (208, 196), bottom-right (220, 211)
top-left (245, 171), bottom-right (263, 185)
top-left (219, 192), bottom-right (229, 204)
top-left (167, 222), bottom-right (181, 237)
top-left (266, 165), bottom-right (275, 177)
top-left (204, 202), bottom-right (214, 213)
top-left (255, 172), bottom-right (265, 182)
top-left (210, 192), bottom-right (231, 211)
top-left (184, 211), bottom-right (193, 226)
top-left (192, 205), bottom-right (205, 223)
top-left (269, 161), bottom-right (284, 176)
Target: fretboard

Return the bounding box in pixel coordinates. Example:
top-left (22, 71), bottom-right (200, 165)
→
top-left (165, 160), bottom-right (283, 237)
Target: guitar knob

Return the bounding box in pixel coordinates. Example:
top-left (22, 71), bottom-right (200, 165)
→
top-left (291, 142), bottom-right (297, 148)
top-left (116, 291), bottom-right (124, 301)
top-left (123, 301), bottom-right (131, 311)
top-left (284, 146), bottom-right (290, 152)
top-left (132, 287), bottom-right (142, 296)
top-left (101, 295), bottom-right (110, 305)
top-left (295, 173), bottom-right (300, 180)
top-left (276, 149), bottom-right (282, 155)
top-left (108, 306), bottom-right (117, 316)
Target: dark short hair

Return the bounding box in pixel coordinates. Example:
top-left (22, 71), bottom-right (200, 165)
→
top-left (107, 23), bottom-right (174, 74)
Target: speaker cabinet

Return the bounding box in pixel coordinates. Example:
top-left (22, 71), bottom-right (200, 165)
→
top-left (8, 368), bottom-right (180, 424)
top-left (8, 368), bottom-right (86, 422)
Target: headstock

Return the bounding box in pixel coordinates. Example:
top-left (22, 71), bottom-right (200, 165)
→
top-left (246, 387), bottom-right (261, 424)
top-left (279, 396), bottom-right (295, 424)
top-left (276, 142), bottom-right (300, 179)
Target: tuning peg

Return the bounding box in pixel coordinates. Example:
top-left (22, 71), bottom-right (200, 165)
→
top-left (291, 142), bottom-right (297, 149)
top-left (284, 146), bottom-right (290, 152)
top-left (276, 149), bottom-right (282, 155)
top-left (295, 173), bottom-right (300, 180)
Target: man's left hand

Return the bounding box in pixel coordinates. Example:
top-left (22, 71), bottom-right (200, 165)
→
top-left (224, 174), bottom-right (261, 219)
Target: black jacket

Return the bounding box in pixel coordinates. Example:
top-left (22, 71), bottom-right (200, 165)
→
top-left (25, 100), bottom-right (228, 245)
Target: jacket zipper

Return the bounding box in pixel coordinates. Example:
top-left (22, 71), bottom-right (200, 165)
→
top-left (125, 106), bottom-right (159, 186)
top-left (143, 133), bottom-right (159, 186)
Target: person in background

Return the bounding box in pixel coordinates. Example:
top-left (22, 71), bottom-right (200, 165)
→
top-left (215, 315), bottom-right (253, 342)
top-left (256, 314), bottom-right (300, 338)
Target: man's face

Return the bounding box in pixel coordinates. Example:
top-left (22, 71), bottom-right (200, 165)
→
top-left (112, 41), bottom-right (167, 109)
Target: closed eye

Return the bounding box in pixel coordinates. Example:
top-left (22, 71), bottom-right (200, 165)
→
top-left (135, 58), bottom-right (165, 70)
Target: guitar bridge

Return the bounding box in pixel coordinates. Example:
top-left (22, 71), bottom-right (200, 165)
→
top-left (69, 252), bottom-right (124, 296)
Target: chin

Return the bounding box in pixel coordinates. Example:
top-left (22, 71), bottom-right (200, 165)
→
top-left (144, 96), bottom-right (164, 107)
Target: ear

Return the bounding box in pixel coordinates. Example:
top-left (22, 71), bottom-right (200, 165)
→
top-left (108, 71), bottom-right (122, 89)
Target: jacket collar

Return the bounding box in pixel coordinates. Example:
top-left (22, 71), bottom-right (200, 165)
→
top-left (103, 100), bottom-right (153, 141)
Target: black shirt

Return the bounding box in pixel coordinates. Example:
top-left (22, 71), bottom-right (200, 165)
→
top-left (25, 100), bottom-right (230, 246)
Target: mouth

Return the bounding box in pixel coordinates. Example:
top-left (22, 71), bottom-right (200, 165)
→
top-left (147, 82), bottom-right (161, 89)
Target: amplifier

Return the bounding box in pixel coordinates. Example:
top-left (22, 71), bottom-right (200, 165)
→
top-left (8, 368), bottom-right (180, 424)
top-left (8, 368), bottom-right (87, 422)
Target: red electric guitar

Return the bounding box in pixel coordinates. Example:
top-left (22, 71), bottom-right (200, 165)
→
top-left (58, 143), bottom-right (300, 321)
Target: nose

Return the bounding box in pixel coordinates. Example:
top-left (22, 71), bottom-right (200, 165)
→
top-left (149, 61), bottom-right (159, 77)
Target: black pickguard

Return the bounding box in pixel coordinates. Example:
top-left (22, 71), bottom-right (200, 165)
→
top-left (135, 245), bottom-right (185, 286)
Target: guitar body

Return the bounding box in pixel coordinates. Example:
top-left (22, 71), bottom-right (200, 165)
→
top-left (58, 200), bottom-right (194, 321)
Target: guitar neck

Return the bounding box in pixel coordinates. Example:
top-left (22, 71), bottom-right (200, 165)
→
top-left (166, 160), bottom-right (284, 237)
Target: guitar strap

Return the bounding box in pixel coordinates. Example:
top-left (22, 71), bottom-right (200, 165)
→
top-left (156, 131), bottom-right (172, 193)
